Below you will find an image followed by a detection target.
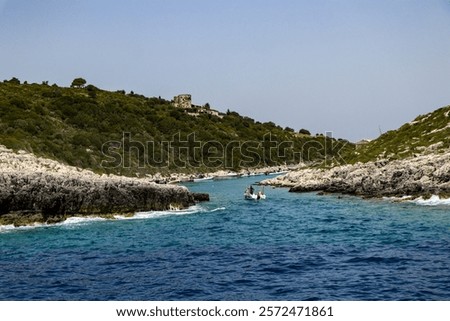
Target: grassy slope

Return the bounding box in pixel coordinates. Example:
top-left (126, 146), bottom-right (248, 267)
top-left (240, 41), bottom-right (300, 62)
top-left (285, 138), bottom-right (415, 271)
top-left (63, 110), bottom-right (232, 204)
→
top-left (0, 81), bottom-right (352, 175)
top-left (345, 105), bottom-right (450, 164)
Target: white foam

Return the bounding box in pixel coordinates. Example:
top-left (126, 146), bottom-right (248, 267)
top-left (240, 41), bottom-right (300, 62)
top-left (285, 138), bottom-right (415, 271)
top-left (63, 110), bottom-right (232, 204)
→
top-left (0, 222), bottom-right (46, 233)
top-left (127, 207), bottom-right (200, 220)
top-left (130, 204), bottom-right (222, 220)
top-left (411, 195), bottom-right (450, 206)
top-left (210, 207), bottom-right (226, 212)
top-left (0, 224), bottom-right (16, 232)
top-left (56, 216), bottom-right (107, 226)
top-left (0, 205), bottom-right (223, 233)
top-left (384, 195), bottom-right (450, 206)
top-left (383, 195), bottom-right (412, 202)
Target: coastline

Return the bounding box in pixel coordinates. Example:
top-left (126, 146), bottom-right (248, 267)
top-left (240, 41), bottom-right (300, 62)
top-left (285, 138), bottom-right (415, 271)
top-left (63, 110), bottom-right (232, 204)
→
top-left (261, 151), bottom-right (450, 199)
top-left (4, 141), bottom-right (449, 228)
top-left (0, 146), bottom-right (208, 227)
top-left (0, 142), bottom-right (300, 227)
top-left (154, 165), bottom-right (301, 184)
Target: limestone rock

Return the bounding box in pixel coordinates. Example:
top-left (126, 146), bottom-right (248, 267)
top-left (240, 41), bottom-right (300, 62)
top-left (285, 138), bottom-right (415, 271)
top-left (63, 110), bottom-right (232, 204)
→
top-left (261, 152), bottom-right (450, 198)
top-left (0, 146), bottom-right (208, 226)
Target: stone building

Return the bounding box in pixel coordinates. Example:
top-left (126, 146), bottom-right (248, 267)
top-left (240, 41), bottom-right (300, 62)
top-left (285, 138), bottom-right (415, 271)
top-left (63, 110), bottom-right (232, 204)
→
top-left (173, 94), bottom-right (192, 109)
top-left (172, 94), bottom-right (223, 118)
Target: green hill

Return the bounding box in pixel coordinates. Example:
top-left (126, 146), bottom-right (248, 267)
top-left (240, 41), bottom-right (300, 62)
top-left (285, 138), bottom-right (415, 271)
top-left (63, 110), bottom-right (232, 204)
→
top-left (346, 105), bottom-right (450, 164)
top-left (0, 78), bottom-right (352, 176)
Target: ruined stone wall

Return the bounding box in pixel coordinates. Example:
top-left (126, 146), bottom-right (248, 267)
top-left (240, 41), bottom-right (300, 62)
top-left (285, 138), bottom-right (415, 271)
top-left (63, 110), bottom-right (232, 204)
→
top-left (173, 94), bottom-right (192, 109)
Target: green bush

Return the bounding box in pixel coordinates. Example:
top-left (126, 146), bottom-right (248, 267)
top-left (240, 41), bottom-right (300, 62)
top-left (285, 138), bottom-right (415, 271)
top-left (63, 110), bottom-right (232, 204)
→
top-left (0, 81), bottom-right (355, 175)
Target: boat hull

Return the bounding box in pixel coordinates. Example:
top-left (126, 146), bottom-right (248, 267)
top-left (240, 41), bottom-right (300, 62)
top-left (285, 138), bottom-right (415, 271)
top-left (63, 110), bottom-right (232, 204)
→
top-left (244, 193), bottom-right (266, 200)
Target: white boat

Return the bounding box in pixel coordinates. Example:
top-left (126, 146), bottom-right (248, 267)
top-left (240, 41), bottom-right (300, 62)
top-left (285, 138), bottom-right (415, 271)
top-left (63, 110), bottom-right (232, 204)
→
top-left (240, 172), bottom-right (262, 177)
top-left (214, 172), bottom-right (241, 180)
top-left (268, 170), bottom-right (289, 175)
top-left (244, 186), bottom-right (266, 200)
top-left (193, 176), bottom-right (213, 183)
top-left (244, 192), bottom-right (266, 200)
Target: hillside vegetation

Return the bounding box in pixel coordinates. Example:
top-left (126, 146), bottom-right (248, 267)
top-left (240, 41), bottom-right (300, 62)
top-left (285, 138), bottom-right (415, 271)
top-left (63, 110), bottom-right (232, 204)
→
top-left (0, 79), bottom-right (352, 176)
top-left (346, 105), bottom-right (450, 164)
top-left (263, 105), bottom-right (450, 199)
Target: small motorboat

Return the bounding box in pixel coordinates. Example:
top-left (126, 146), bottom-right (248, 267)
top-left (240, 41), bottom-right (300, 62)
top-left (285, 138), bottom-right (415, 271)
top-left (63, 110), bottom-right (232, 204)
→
top-left (193, 176), bottom-right (213, 183)
top-left (244, 186), bottom-right (266, 200)
top-left (213, 172), bottom-right (241, 180)
top-left (268, 170), bottom-right (288, 175)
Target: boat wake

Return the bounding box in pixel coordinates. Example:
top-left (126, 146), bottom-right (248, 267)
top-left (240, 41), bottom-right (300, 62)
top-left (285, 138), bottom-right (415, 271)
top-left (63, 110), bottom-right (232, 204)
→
top-left (122, 205), bottom-right (205, 220)
top-left (209, 207), bottom-right (226, 212)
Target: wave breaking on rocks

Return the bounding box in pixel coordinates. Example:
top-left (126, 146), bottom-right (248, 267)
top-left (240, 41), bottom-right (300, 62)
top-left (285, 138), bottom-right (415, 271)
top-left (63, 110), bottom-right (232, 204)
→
top-left (0, 146), bottom-right (208, 226)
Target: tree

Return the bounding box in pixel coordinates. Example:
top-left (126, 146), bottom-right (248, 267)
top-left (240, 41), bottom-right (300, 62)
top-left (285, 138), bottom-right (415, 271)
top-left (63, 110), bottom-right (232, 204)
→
top-left (8, 77), bottom-right (20, 84)
top-left (285, 126), bottom-right (294, 132)
top-left (86, 84), bottom-right (97, 99)
top-left (71, 77), bottom-right (87, 88)
top-left (299, 128), bottom-right (311, 136)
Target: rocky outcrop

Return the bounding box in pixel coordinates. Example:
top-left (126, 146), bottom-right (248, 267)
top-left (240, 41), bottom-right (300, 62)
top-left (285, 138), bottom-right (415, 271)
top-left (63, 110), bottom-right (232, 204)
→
top-left (0, 146), bottom-right (207, 226)
top-left (261, 152), bottom-right (450, 198)
top-left (191, 193), bottom-right (210, 202)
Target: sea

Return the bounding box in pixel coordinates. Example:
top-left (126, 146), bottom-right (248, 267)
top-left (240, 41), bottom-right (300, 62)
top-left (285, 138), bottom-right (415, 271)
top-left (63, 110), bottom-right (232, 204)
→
top-left (0, 175), bottom-right (449, 301)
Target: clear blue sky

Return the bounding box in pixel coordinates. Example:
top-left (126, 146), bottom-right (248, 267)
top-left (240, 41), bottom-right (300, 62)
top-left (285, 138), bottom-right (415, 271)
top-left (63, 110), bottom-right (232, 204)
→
top-left (1, 0), bottom-right (450, 141)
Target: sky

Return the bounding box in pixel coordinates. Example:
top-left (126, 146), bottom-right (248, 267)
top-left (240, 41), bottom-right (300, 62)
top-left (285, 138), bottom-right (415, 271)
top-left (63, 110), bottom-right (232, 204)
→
top-left (1, 0), bottom-right (450, 141)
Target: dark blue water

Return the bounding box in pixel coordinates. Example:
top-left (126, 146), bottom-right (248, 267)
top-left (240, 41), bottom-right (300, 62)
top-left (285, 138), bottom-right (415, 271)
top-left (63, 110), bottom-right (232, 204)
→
top-left (1, 176), bottom-right (449, 300)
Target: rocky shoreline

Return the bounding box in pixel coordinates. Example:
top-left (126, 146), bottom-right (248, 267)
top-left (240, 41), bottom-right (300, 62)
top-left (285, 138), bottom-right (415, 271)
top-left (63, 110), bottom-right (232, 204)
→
top-left (152, 166), bottom-right (299, 184)
top-left (0, 146), bottom-right (208, 227)
top-left (261, 152), bottom-right (450, 198)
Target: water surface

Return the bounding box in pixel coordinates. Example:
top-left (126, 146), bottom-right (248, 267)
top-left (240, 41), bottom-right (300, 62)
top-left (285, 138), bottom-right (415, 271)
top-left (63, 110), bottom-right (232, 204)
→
top-left (1, 176), bottom-right (449, 300)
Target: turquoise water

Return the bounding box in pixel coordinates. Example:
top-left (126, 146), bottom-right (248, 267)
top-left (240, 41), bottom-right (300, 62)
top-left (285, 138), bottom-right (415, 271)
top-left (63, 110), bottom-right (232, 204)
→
top-left (0, 176), bottom-right (449, 300)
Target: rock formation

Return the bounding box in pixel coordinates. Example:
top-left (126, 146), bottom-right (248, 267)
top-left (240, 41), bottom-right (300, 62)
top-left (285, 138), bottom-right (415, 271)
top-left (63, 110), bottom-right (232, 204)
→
top-left (261, 152), bottom-right (450, 198)
top-left (0, 146), bottom-right (207, 226)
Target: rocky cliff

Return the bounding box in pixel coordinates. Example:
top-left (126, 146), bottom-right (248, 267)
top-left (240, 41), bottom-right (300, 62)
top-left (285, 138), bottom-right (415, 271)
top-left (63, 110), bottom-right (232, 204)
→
top-left (0, 146), bottom-right (207, 226)
top-left (261, 152), bottom-right (450, 198)
top-left (263, 105), bottom-right (450, 199)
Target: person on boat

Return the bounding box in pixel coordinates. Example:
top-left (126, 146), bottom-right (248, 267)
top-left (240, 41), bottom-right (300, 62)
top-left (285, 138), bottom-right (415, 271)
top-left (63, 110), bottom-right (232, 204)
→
top-left (249, 185), bottom-right (254, 195)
